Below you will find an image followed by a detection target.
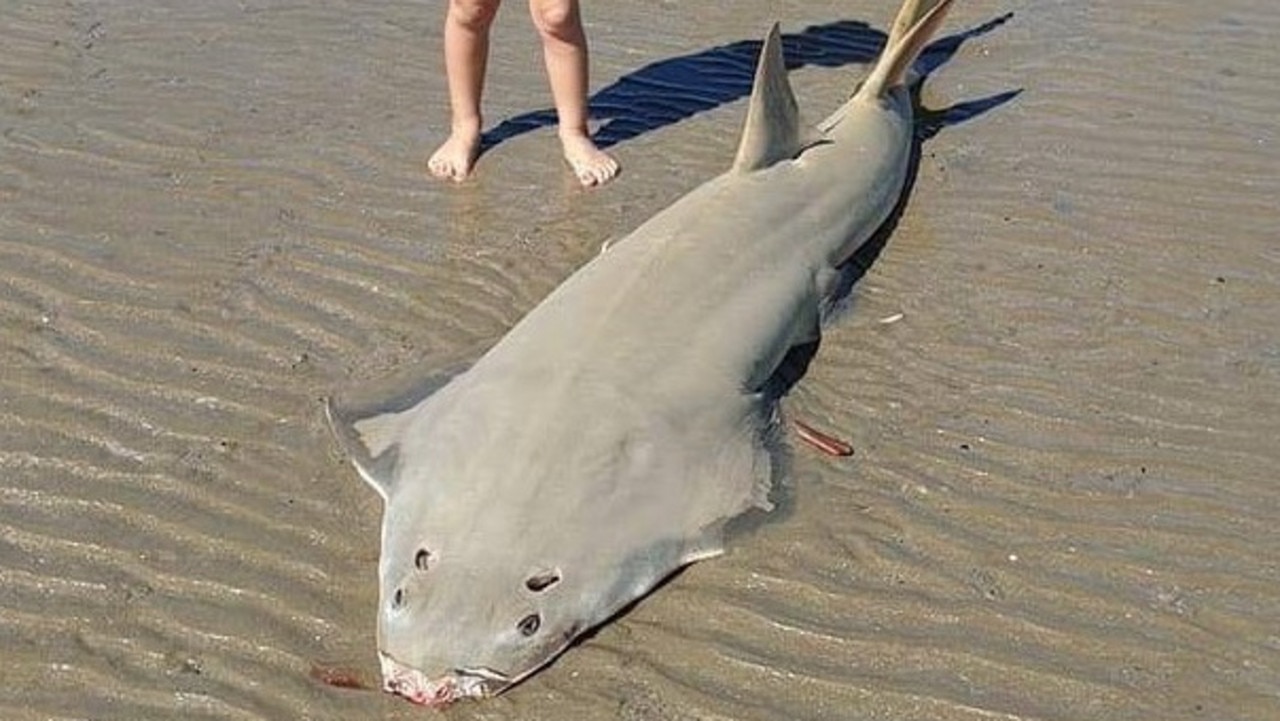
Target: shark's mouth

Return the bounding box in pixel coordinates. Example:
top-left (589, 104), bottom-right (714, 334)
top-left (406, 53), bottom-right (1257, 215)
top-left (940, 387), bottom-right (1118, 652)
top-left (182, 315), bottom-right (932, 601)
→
top-left (378, 651), bottom-right (508, 707)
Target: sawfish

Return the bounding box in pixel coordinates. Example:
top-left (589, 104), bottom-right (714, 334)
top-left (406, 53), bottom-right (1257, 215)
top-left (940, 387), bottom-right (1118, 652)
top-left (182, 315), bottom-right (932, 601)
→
top-left (329, 0), bottom-right (959, 706)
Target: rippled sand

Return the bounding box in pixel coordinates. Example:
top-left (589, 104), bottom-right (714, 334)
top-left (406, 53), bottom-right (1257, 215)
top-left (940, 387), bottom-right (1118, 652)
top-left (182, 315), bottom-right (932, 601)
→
top-left (2, 1), bottom-right (1277, 719)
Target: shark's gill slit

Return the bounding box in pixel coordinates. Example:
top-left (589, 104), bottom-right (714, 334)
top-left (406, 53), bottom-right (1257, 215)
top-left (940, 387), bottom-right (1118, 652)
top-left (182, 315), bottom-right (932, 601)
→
top-left (414, 548), bottom-right (432, 571)
top-left (517, 613), bottom-right (541, 636)
top-left (524, 569), bottom-right (561, 592)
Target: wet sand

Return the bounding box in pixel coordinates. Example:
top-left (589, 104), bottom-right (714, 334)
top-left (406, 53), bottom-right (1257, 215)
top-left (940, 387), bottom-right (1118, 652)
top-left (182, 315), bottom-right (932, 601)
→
top-left (2, 1), bottom-right (1278, 719)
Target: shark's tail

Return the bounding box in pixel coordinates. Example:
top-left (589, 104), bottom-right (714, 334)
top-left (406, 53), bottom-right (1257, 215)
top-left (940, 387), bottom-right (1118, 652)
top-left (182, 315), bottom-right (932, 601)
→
top-left (859, 0), bottom-right (955, 98)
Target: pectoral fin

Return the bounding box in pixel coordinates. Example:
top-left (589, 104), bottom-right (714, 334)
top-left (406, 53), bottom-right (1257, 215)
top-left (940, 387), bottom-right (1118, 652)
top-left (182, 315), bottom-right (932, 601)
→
top-left (325, 399), bottom-right (408, 501)
top-left (325, 355), bottom-right (476, 500)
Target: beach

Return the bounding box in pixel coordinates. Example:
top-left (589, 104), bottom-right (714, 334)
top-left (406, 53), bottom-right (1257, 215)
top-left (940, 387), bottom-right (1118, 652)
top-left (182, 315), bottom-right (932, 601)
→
top-left (1, 0), bottom-right (1277, 719)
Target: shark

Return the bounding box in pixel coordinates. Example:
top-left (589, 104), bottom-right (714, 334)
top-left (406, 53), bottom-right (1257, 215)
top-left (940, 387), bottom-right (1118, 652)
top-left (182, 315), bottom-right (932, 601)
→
top-left (328, 0), bottom-right (961, 707)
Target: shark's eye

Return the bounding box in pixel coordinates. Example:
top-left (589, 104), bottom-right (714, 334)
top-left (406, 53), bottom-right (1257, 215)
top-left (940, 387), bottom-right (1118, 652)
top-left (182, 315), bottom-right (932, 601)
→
top-left (524, 569), bottom-right (561, 593)
top-left (414, 548), bottom-right (432, 571)
top-left (391, 588), bottom-right (406, 609)
top-left (517, 613), bottom-right (541, 637)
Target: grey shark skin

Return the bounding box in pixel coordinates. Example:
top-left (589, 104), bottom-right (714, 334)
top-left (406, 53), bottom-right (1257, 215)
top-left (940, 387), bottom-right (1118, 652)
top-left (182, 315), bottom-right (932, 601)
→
top-left (329, 0), bottom-right (958, 707)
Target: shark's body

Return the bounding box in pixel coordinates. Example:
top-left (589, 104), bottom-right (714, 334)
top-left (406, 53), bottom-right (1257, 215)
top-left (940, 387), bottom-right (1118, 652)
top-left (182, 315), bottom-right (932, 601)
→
top-left (329, 0), bottom-right (958, 707)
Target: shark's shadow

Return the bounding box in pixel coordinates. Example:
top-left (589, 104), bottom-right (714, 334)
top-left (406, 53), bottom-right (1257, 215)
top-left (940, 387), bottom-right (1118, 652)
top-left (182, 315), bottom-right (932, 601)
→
top-left (480, 13), bottom-right (1017, 156)
top-left (755, 13), bottom-right (1021, 403)
top-left (673, 14), bottom-right (1021, 548)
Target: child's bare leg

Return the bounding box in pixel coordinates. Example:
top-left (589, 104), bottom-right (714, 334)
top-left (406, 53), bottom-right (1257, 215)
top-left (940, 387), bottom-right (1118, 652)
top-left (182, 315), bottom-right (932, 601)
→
top-left (528, 0), bottom-right (619, 187)
top-left (428, 0), bottom-right (502, 182)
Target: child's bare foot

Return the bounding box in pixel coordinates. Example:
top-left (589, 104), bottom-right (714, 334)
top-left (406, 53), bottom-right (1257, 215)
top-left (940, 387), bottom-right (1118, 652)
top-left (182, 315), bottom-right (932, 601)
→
top-left (427, 126), bottom-right (482, 183)
top-left (560, 131), bottom-right (619, 187)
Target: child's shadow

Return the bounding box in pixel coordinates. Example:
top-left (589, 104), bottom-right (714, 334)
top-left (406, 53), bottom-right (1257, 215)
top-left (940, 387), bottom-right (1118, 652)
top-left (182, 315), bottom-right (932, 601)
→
top-left (479, 13), bottom-right (1018, 155)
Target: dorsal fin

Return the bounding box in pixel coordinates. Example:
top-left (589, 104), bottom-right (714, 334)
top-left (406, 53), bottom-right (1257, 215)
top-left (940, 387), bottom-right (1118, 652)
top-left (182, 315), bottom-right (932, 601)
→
top-left (732, 23), bottom-right (805, 172)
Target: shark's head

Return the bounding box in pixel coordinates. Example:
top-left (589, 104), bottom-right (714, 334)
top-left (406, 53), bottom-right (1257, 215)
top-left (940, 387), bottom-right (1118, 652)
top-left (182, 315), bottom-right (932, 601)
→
top-left (327, 372), bottom-right (760, 707)
top-left (370, 490), bottom-right (613, 708)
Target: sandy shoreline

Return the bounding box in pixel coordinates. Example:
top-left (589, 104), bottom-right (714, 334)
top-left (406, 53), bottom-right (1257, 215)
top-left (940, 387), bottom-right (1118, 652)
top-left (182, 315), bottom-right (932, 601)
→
top-left (2, 1), bottom-right (1278, 719)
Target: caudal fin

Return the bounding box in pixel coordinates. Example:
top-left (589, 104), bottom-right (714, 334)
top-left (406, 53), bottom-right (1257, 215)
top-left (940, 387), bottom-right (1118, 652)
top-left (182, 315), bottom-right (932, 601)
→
top-left (884, 0), bottom-right (937, 55)
top-left (860, 0), bottom-right (955, 98)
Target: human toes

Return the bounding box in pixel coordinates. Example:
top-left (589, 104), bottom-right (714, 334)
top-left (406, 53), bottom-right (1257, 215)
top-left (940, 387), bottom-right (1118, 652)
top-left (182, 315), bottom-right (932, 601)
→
top-left (428, 153), bottom-right (469, 183)
top-left (427, 135), bottom-right (479, 183)
top-left (572, 151), bottom-right (620, 188)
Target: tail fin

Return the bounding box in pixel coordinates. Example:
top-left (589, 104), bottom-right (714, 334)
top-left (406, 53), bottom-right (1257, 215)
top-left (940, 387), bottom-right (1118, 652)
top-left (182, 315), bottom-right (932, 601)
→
top-left (860, 0), bottom-right (955, 98)
top-left (884, 0), bottom-right (937, 55)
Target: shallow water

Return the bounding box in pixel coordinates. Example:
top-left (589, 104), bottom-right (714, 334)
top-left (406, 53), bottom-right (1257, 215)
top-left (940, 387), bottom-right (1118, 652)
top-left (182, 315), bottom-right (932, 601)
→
top-left (1, 1), bottom-right (1277, 719)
